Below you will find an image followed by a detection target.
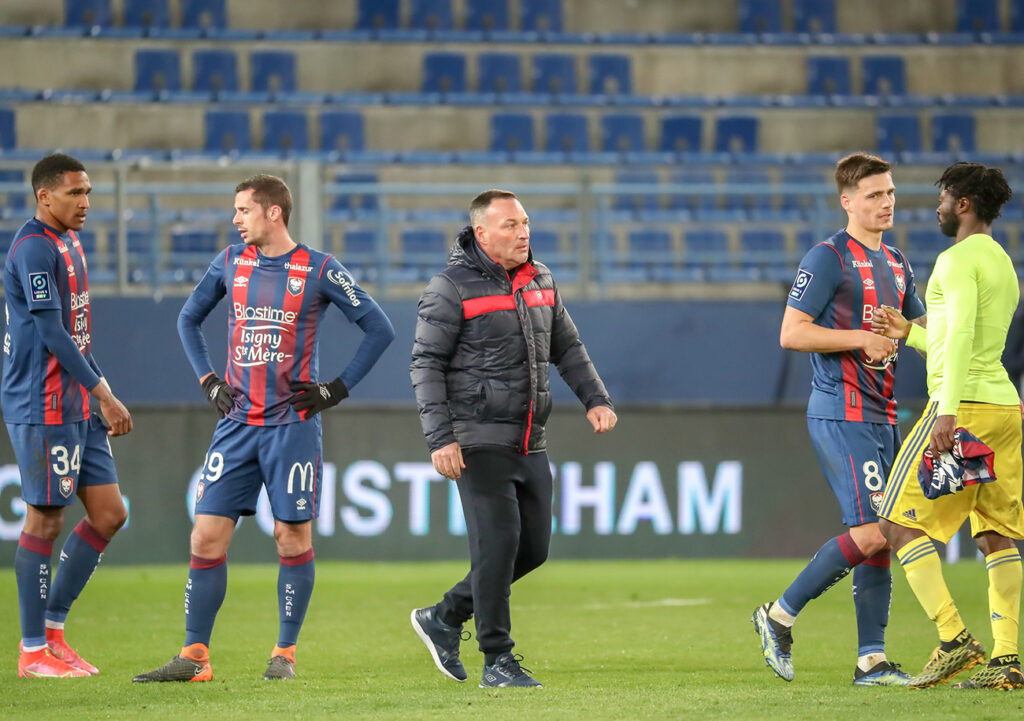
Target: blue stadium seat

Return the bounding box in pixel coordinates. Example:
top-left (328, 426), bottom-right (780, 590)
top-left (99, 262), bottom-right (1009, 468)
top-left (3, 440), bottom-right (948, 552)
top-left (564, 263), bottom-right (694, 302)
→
top-left (779, 166), bottom-right (828, 213)
top-left (401, 230), bottom-right (448, 280)
top-left (876, 115), bottom-right (922, 153)
top-left (479, 53), bottom-right (522, 94)
top-left (126, 230), bottom-right (157, 285)
top-left (521, 0), bottom-right (564, 32)
top-left (182, 0), bottom-right (226, 29)
top-left (862, 56), bottom-right (906, 96)
top-left (263, 110), bottom-right (308, 152)
top-left (714, 116), bottom-right (759, 153)
top-left (66, 0), bottom-right (112, 26)
top-left (0, 108), bottom-right (14, 149)
top-left (625, 229), bottom-right (674, 279)
top-left (737, 0), bottom-right (782, 33)
top-left (410, 0), bottom-right (454, 30)
top-left (491, 113), bottom-right (534, 152)
top-left (193, 49), bottom-right (238, 93)
top-left (956, 0), bottom-right (998, 32)
top-left (422, 52), bottom-right (467, 93)
top-left (357, 0), bottom-right (399, 30)
top-left (332, 172), bottom-right (379, 213)
top-left (792, 0), bottom-right (836, 34)
top-left (739, 229), bottom-right (786, 255)
top-left (529, 229), bottom-right (578, 280)
top-left (685, 229), bottom-right (729, 266)
top-left (204, 110), bottom-right (251, 152)
top-left (660, 115), bottom-right (702, 153)
top-left (466, 0), bottom-right (509, 31)
top-left (545, 113), bottom-right (588, 153)
top-left (532, 54), bottom-right (576, 94)
top-left (907, 227), bottom-right (948, 264)
top-left (0, 169), bottom-right (25, 209)
top-left (1014, 0), bottom-right (1024, 32)
top-left (667, 167), bottom-right (716, 213)
top-left (670, 168), bottom-right (716, 212)
top-left (614, 169), bottom-right (660, 213)
top-left (134, 49), bottom-right (181, 92)
top-left (341, 229), bottom-right (378, 280)
top-left (725, 167), bottom-right (772, 212)
top-left (169, 230), bottom-right (219, 282)
top-left (589, 55), bottom-right (632, 95)
top-left (124, 0), bottom-right (170, 27)
top-left (932, 114), bottom-right (976, 152)
top-left (320, 111), bottom-right (365, 152)
top-left (601, 114), bottom-right (644, 153)
top-left (806, 56), bottom-right (851, 96)
top-left (251, 51), bottom-right (296, 93)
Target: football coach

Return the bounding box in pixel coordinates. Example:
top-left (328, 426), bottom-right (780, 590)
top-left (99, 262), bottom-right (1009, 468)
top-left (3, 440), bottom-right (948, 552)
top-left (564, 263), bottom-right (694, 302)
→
top-left (409, 189), bottom-right (616, 688)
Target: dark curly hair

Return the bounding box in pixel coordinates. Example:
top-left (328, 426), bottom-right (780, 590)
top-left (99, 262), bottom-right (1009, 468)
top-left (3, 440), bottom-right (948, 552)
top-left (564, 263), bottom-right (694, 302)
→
top-left (936, 162), bottom-right (1013, 224)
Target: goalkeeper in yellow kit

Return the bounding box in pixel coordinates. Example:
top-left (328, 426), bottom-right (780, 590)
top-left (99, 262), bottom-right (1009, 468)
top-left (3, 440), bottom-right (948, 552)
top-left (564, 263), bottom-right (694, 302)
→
top-left (872, 162), bottom-right (1024, 690)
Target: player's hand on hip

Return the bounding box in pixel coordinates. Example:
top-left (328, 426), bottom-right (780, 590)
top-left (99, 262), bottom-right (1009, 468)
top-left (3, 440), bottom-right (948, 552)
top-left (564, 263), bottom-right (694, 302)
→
top-left (201, 373), bottom-right (239, 418)
top-left (431, 442), bottom-right (465, 480)
top-left (870, 305), bottom-right (909, 340)
top-left (861, 330), bottom-right (896, 364)
top-left (289, 377), bottom-right (349, 419)
top-left (930, 415), bottom-right (957, 454)
top-left (587, 405), bottom-right (617, 433)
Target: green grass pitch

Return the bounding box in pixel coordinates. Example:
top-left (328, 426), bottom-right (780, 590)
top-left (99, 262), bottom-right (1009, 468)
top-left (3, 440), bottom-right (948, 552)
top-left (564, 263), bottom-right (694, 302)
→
top-left (2, 559), bottom-right (1023, 720)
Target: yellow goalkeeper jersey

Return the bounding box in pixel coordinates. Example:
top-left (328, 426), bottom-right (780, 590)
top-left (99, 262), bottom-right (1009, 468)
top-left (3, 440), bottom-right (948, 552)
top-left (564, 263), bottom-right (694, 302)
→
top-left (906, 233), bottom-right (1020, 414)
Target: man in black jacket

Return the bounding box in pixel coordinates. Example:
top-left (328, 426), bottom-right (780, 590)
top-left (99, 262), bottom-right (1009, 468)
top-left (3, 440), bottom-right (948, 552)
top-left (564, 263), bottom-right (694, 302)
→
top-left (409, 189), bottom-right (616, 688)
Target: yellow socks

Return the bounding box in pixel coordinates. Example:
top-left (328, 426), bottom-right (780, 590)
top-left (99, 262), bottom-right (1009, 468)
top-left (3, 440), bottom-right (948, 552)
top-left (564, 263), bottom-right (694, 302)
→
top-left (896, 536), bottom-right (965, 642)
top-left (986, 548), bottom-right (1022, 660)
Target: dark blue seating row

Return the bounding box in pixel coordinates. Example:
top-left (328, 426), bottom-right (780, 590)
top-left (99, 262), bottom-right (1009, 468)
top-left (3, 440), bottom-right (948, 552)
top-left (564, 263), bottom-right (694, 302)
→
top-left (7, 21), bottom-right (1024, 46)
top-left (62, 1), bottom-right (1024, 35)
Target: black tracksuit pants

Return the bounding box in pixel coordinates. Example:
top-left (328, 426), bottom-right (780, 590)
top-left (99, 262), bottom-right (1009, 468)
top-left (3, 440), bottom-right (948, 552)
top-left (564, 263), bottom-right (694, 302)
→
top-left (435, 446), bottom-right (552, 655)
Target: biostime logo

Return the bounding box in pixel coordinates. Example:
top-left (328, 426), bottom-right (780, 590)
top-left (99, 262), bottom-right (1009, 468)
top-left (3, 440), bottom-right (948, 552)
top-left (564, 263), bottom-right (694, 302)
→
top-left (233, 303), bottom-right (297, 325)
top-left (70, 290), bottom-right (89, 311)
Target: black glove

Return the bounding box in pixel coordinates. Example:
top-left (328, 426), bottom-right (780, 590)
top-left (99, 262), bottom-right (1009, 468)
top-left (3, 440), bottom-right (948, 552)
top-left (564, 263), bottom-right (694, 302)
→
top-left (201, 374), bottom-right (238, 417)
top-left (289, 378), bottom-right (349, 418)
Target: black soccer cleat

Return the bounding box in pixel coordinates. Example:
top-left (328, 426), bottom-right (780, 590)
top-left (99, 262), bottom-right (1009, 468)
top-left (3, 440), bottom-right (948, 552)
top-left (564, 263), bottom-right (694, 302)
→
top-left (411, 606), bottom-right (469, 682)
top-left (953, 657), bottom-right (1024, 690)
top-left (132, 653), bottom-right (212, 683)
top-left (480, 652), bottom-right (542, 688)
top-left (908, 630), bottom-right (986, 688)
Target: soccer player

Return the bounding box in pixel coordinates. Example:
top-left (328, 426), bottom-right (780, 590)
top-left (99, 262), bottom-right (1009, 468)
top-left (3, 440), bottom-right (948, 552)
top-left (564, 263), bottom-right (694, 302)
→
top-left (409, 190), bottom-right (616, 688)
top-left (132, 174), bottom-right (394, 682)
top-left (3, 153), bottom-right (133, 678)
top-left (752, 153), bottom-right (925, 685)
top-left (872, 163), bottom-right (1024, 690)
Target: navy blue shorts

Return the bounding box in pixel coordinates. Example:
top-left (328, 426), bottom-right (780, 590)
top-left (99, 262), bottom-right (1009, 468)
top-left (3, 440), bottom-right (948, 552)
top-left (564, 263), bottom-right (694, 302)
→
top-left (6, 413), bottom-right (119, 507)
top-left (194, 416), bottom-right (322, 523)
top-left (807, 417), bottom-right (901, 526)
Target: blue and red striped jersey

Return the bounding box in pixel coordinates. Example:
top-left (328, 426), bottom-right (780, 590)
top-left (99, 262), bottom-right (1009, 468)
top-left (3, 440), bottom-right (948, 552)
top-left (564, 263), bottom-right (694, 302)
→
top-left (2, 219), bottom-right (94, 425)
top-left (180, 242), bottom-right (376, 426)
top-left (787, 229), bottom-right (926, 424)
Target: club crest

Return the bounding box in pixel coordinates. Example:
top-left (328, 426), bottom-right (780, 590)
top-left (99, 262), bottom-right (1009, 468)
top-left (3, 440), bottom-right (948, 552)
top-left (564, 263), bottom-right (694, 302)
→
top-left (287, 277), bottom-right (304, 296)
top-left (59, 477), bottom-right (74, 498)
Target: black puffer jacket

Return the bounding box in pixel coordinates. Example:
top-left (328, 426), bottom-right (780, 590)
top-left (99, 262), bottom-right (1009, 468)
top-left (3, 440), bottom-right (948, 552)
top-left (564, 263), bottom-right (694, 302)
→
top-left (411, 226), bottom-right (612, 453)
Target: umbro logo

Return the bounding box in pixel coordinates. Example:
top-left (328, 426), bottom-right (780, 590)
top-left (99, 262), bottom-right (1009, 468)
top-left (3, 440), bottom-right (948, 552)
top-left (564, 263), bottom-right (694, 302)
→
top-left (296, 498), bottom-right (307, 511)
top-left (234, 276), bottom-right (248, 287)
top-left (902, 509), bottom-right (917, 521)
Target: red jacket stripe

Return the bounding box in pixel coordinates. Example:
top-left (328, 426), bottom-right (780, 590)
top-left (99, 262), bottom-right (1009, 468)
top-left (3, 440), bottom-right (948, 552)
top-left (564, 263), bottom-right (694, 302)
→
top-left (278, 248), bottom-right (310, 419)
